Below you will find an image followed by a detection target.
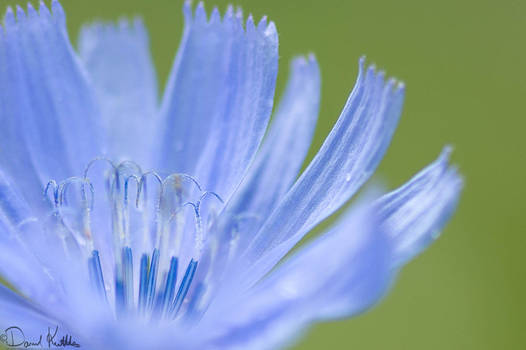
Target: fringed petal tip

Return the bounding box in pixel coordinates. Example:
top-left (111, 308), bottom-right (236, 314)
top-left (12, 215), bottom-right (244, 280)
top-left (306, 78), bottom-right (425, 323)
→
top-left (3, 6), bottom-right (15, 27)
top-left (291, 53), bottom-right (319, 73)
top-left (79, 15), bottom-right (148, 46)
top-left (182, 0), bottom-right (276, 38)
top-left (37, 2), bottom-right (51, 17)
top-left (15, 5), bottom-right (26, 22)
top-left (236, 47), bottom-right (407, 291)
top-left (405, 165), bottom-right (463, 257)
top-left (377, 146), bottom-right (463, 267)
top-left (51, 0), bottom-right (67, 27)
top-left (2, 0), bottom-right (65, 29)
top-left (431, 146), bottom-right (461, 179)
top-left (439, 144), bottom-right (454, 160)
top-left (357, 56), bottom-right (406, 94)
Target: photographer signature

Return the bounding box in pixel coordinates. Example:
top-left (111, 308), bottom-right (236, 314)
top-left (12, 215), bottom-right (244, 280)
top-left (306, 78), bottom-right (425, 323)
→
top-left (0, 325), bottom-right (80, 348)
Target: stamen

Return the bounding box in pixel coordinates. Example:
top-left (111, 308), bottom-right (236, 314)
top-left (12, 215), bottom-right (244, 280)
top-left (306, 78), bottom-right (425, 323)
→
top-left (156, 173), bottom-right (202, 258)
top-left (49, 177), bottom-right (95, 253)
top-left (138, 253), bottom-right (149, 314)
top-left (179, 202), bottom-right (202, 258)
top-left (193, 191), bottom-right (224, 258)
top-left (159, 257), bottom-right (178, 317)
top-left (88, 250), bottom-right (107, 302)
top-left (83, 157), bottom-right (116, 180)
top-left (169, 259), bottom-right (198, 318)
top-left (115, 246), bottom-right (134, 316)
top-left (124, 175), bottom-right (141, 208)
top-left (136, 171), bottom-right (163, 209)
top-left (123, 247), bottom-right (134, 311)
top-left (198, 191), bottom-right (224, 205)
top-left (44, 180), bottom-right (59, 207)
top-left (58, 177), bottom-right (94, 210)
top-left (51, 158), bottom-right (215, 322)
top-left (145, 248), bottom-right (160, 313)
top-left (115, 261), bottom-right (124, 314)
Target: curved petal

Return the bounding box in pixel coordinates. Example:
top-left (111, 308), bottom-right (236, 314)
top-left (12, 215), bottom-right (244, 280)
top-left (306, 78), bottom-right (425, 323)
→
top-left (376, 147), bottom-right (463, 267)
top-left (201, 147), bottom-right (462, 349)
top-left (78, 18), bottom-right (158, 167)
top-left (238, 59), bottom-right (404, 288)
top-left (157, 2), bottom-right (278, 202)
top-left (227, 54), bottom-right (320, 230)
top-left (0, 1), bottom-right (102, 193)
top-left (201, 202), bottom-right (391, 350)
top-left (211, 55), bottom-right (320, 265)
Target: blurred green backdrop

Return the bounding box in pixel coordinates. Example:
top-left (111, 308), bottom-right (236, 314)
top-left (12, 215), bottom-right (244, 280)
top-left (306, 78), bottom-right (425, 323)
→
top-left (2, 0), bottom-right (525, 349)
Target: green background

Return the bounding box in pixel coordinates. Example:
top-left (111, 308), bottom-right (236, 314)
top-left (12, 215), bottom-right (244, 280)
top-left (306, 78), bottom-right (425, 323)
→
top-left (2, 0), bottom-right (525, 349)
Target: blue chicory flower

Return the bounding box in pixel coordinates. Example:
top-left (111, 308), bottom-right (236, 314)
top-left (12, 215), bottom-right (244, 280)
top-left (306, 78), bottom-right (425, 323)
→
top-left (0, 1), bottom-right (463, 349)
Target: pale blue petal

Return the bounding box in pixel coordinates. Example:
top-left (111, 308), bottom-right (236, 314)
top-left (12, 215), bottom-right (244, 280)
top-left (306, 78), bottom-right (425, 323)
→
top-left (0, 219), bottom-right (46, 299)
top-left (238, 59), bottom-right (404, 288)
top-left (0, 170), bottom-right (69, 306)
top-left (78, 18), bottom-right (158, 167)
top-left (0, 8), bottom-right (49, 205)
top-left (0, 168), bottom-right (86, 316)
top-left (376, 147), bottom-right (463, 267)
top-left (0, 215), bottom-right (107, 338)
top-left (0, 2), bottom-right (464, 349)
top-left (0, 177), bottom-right (39, 291)
top-left (0, 284), bottom-right (58, 338)
top-left (0, 283), bottom-right (86, 350)
top-left (223, 54), bottom-right (320, 250)
top-left (157, 2), bottom-right (278, 202)
top-left (0, 168), bottom-right (34, 225)
top-left (202, 202), bottom-right (391, 350)
top-left (0, 1), bottom-right (102, 191)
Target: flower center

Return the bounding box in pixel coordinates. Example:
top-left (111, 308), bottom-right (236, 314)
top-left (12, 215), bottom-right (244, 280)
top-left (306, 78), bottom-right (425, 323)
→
top-left (89, 247), bottom-right (199, 320)
top-left (45, 158), bottom-right (223, 321)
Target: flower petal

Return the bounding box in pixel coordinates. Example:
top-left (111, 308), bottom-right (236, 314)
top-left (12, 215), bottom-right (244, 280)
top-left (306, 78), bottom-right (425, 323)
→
top-left (0, 169), bottom-right (67, 306)
top-left (0, 209), bottom-right (107, 334)
top-left (0, 1), bottom-right (102, 190)
top-left (157, 2), bottom-right (278, 202)
top-left (202, 202), bottom-right (391, 350)
top-left (0, 168), bottom-right (34, 226)
top-left (0, 284), bottom-right (58, 338)
top-left (78, 18), bottom-right (158, 167)
top-left (239, 59), bottom-right (404, 288)
top-left (225, 54), bottom-right (320, 249)
top-left (376, 147), bottom-right (463, 267)
top-left (0, 220), bottom-right (45, 299)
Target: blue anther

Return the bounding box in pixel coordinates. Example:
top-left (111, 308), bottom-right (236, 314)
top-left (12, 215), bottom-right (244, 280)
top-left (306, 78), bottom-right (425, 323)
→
top-left (160, 257), bottom-right (178, 316)
top-left (115, 271), bottom-right (125, 315)
top-left (145, 249), bottom-right (160, 312)
top-left (123, 247), bottom-right (134, 311)
top-left (115, 247), bottom-right (134, 316)
top-left (88, 250), bottom-right (107, 302)
top-left (138, 254), bottom-right (149, 314)
top-left (169, 259), bottom-right (198, 318)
